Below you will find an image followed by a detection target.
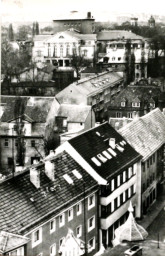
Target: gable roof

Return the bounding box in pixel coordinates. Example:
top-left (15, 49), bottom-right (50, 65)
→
top-left (57, 104), bottom-right (91, 123)
top-left (1, 96), bottom-right (54, 123)
top-left (68, 122), bottom-right (141, 180)
top-left (0, 151), bottom-right (97, 234)
top-left (56, 71), bottom-right (123, 105)
top-left (119, 108), bottom-right (165, 161)
top-left (97, 30), bottom-right (144, 41)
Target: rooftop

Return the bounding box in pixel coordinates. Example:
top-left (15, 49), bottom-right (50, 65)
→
top-left (97, 30), bottom-right (144, 41)
top-left (119, 108), bottom-right (165, 161)
top-left (69, 122), bottom-right (141, 180)
top-left (0, 151), bottom-right (97, 234)
top-left (56, 71), bottom-right (123, 105)
top-left (57, 104), bottom-right (92, 123)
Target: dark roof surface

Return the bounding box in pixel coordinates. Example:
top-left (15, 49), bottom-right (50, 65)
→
top-left (97, 30), bottom-right (144, 41)
top-left (0, 151), bottom-right (97, 234)
top-left (69, 123), bottom-right (141, 180)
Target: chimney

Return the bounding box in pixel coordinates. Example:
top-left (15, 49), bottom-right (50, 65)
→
top-left (45, 160), bottom-right (55, 181)
top-left (30, 167), bottom-right (40, 189)
top-left (109, 138), bottom-right (116, 149)
top-left (87, 12), bottom-right (91, 18)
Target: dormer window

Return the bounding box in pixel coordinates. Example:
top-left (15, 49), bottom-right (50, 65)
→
top-left (132, 102), bottom-right (140, 107)
top-left (121, 102), bottom-right (125, 107)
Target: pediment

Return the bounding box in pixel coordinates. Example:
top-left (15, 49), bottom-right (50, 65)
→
top-left (45, 32), bottom-right (79, 43)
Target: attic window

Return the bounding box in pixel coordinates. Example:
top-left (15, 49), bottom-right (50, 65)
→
top-left (107, 147), bottom-right (117, 157)
top-left (97, 154), bottom-right (107, 163)
top-left (91, 157), bottom-right (101, 166)
top-left (132, 102), bottom-right (140, 107)
top-left (121, 102), bottom-right (126, 107)
top-left (72, 169), bottom-right (82, 179)
top-left (63, 174), bottom-right (74, 185)
top-left (102, 150), bottom-right (112, 159)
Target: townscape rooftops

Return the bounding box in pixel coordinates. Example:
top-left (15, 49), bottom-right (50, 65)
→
top-left (119, 108), bottom-right (165, 160)
top-left (1, 96), bottom-right (54, 123)
top-left (44, 31), bottom-right (97, 42)
top-left (53, 11), bottom-right (95, 21)
top-left (69, 122), bottom-right (141, 180)
top-left (57, 104), bottom-right (92, 123)
top-left (97, 30), bottom-right (144, 41)
top-left (0, 231), bottom-right (30, 253)
top-left (109, 85), bottom-right (161, 107)
top-left (56, 71), bottom-right (122, 104)
top-left (0, 151), bottom-right (97, 234)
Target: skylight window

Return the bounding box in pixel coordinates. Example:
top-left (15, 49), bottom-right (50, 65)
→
top-left (63, 174), bottom-right (74, 184)
top-left (116, 144), bottom-right (124, 152)
top-left (96, 131), bottom-right (101, 136)
top-left (102, 150), bottom-right (112, 159)
top-left (122, 140), bottom-right (127, 145)
top-left (120, 141), bottom-right (125, 146)
top-left (91, 157), bottom-right (101, 166)
top-left (97, 154), bottom-right (107, 163)
top-left (72, 169), bottom-right (82, 179)
top-left (107, 147), bottom-right (117, 157)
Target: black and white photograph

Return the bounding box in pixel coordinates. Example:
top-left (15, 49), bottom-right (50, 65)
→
top-left (1, 0), bottom-right (165, 255)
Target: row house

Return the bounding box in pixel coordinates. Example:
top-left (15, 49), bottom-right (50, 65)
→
top-left (0, 96), bottom-right (54, 173)
top-left (119, 108), bottom-right (165, 215)
top-left (0, 150), bottom-right (100, 256)
top-left (55, 122), bottom-right (142, 248)
top-left (32, 31), bottom-right (96, 69)
top-left (107, 79), bottom-right (165, 119)
top-left (55, 71), bottom-right (123, 122)
top-left (97, 31), bottom-right (149, 79)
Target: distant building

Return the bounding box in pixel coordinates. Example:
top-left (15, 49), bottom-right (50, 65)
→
top-left (119, 108), bottom-right (165, 215)
top-left (97, 31), bottom-right (149, 79)
top-left (0, 96), bottom-right (55, 173)
top-left (55, 71), bottom-right (124, 121)
top-left (53, 11), bottom-right (95, 34)
top-left (0, 151), bottom-right (99, 256)
top-left (130, 17), bottom-right (138, 26)
top-left (107, 78), bottom-right (165, 119)
top-left (148, 15), bottom-right (155, 28)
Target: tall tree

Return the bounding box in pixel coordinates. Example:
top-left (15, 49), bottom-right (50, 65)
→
top-left (35, 22), bottom-right (39, 35)
top-left (125, 40), bottom-right (135, 84)
top-left (14, 97), bottom-right (27, 166)
top-left (8, 23), bottom-right (14, 41)
top-left (32, 22), bottom-right (36, 37)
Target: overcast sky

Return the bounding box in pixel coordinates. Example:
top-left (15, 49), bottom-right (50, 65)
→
top-left (1, 0), bottom-right (165, 22)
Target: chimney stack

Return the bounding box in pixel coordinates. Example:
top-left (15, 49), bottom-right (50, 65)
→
top-left (109, 138), bottom-right (116, 149)
top-left (87, 12), bottom-right (91, 18)
top-left (30, 167), bottom-right (40, 189)
top-left (45, 160), bottom-right (55, 181)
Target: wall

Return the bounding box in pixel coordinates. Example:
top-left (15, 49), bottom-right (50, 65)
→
top-left (24, 191), bottom-right (99, 256)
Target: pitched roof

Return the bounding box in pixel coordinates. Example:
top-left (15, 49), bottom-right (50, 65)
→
top-left (69, 122), bottom-right (141, 180)
top-left (0, 151), bottom-right (97, 234)
top-left (97, 30), bottom-right (144, 41)
top-left (109, 85), bottom-right (162, 108)
top-left (1, 96), bottom-right (54, 123)
top-left (56, 71), bottom-right (123, 105)
top-left (57, 104), bottom-right (91, 122)
top-left (0, 231), bottom-right (30, 253)
top-left (119, 108), bottom-right (165, 161)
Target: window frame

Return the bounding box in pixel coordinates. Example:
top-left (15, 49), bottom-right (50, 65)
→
top-left (68, 208), bottom-right (73, 222)
top-left (88, 194), bottom-right (95, 210)
top-left (50, 243), bottom-right (56, 256)
top-left (76, 225), bottom-right (82, 238)
top-left (88, 237), bottom-right (95, 252)
top-left (32, 228), bottom-right (42, 248)
top-left (77, 202), bottom-right (82, 216)
top-left (50, 219), bottom-right (56, 234)
top-left (88, 215), bottom-right (95, 232)
top-left (4, 138), bottom-right (9, 147)
top-left (59, 213), bottom-right (65, 228)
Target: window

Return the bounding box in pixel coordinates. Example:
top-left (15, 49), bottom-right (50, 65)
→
top-left (123, 191), bottom-right (126, 202)
top-left (4, 138), bottom-right (9, 147)
top-left (136, 64), bottom-right (139, 69)
top-left (88, 216), bottom-right (95, 232)
top-left (48, 47), bottom-right (51, 57)
top-left (111, 179), bottom-right (114, 191)
top-left (117, 196), bottom-right (120, 207)
top-left (50, 244), bottom-right (56, 256)
top-left (127, 112), bottom-right (133, 118)
top-left (116, 112), bottom-right (122, 118)
top-left (121, 102), bottom-right (125, 107)
top-left (76, 225), bottom-right (82, 238)
top-left (31, 140), bottom-right (35, 147)
top-left (111, 200), bottom-right (114, 212)
top-left (15, 139), bottom-right (18, 147)
top-left (68, 208), bottom-right (73, 221)
top-left (117, 175), bottom-right (120, 187)
top-left (9, 247), bottom-right (24, 256)
top-left (32, 228), bottom-right (42, 248)
top-left (112, 57), bottom-right (115, 61)
top-left (59, 213), bottom-right (65, 227)
top-left (59, 237), bottom-right (64, 247)
top-left (118, 57), bottom-right (121, 61)
top-left (50, 219), bottom-right (56, 233)
top-left (123, 171), bottom-right (126, 182)
top-left (88, 194), bottom-right (95, 210)
top-left (88, 237), bottom-right (95, 251)
top-left (132, 102), bottom-right (140, 107)
top-left (128, 167), bottom-right (133, 178)
top-left (60, 45), bottom-right (63, 57)
top-left (77, 202), bottom-right (82, 215)
top-left (147, 160), bottom-right (149, 168)
top-left (153, 153), bottom-right (155, 163)
top-left (66, 45), bottom-right (70, 56)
